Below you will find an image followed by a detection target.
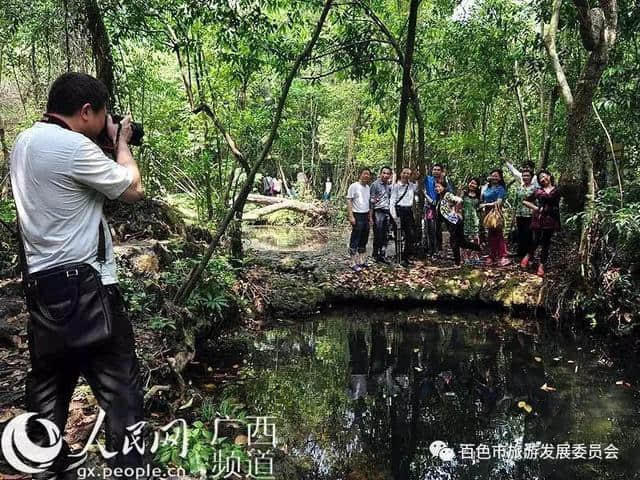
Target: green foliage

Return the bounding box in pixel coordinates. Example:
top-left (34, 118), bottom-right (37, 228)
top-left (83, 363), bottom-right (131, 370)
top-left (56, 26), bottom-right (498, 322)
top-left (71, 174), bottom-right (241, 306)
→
top-left (162, 252), bottom-right (237, 318)
top-left (263, 209), bottom-right (307, 226)
top-left (0, 198), bottom-right (15, 224)
top-left (155, 399), bottom-right (250, 477)
top-left (563, 182), bottom-right (640, 327)
top-left (148, 314), bottom-right (177, 331)
top-left (118, 242), bottom-right (239, 331)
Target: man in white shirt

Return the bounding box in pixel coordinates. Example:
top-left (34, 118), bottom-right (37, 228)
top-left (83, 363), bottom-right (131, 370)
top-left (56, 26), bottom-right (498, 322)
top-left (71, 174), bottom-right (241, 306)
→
top-left (10, 72), bottom-right (144, 478)
top-left (323, 176), bottom-right (332, 200)
top-left (390, 167), bottom-right (418, 267)
top-left (346, 168), bottom-right (372, 271)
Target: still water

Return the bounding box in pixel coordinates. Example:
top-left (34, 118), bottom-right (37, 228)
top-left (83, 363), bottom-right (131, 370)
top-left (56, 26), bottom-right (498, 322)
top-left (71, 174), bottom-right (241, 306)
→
top-left (224, 309), bottom-right (640, 480)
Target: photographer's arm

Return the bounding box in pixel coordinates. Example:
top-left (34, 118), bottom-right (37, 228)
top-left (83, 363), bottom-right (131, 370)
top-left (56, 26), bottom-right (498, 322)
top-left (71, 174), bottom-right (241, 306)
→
top-left (108, 115), bottom-right (143, 204)
top-left (115, 141), bottom-right (143, 204)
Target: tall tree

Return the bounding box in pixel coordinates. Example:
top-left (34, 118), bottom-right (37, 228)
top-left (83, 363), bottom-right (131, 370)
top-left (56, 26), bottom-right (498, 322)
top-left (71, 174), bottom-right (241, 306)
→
top-left (542, 0), bottom-right (618, 210)
top-left (395, 0), bottom-right (421, 172)
top-left (0, 116), bottom-right (9, 198)
top-left (83, 0), bottom-right (116, 105)
top-left (542, 0), bottom-right (618, 271)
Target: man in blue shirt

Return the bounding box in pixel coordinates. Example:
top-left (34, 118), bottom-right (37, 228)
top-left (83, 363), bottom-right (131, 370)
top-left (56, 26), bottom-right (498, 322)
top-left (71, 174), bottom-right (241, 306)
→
top-left (423, 164), bottom-right (453, 256)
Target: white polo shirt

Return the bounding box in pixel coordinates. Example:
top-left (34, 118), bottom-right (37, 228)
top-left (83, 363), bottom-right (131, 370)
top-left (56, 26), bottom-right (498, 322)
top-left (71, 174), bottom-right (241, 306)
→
top-left (346, 182), bottom-right (370, 213)
top-left (10, 122), bottom-right (133, 285)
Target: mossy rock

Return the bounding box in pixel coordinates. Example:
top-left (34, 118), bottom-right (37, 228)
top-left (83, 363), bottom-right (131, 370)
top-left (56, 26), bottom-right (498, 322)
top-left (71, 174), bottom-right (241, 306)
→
top-left (277, 256), bottom-right (302, 273)
top-left (268, 275), bottom-right (326, 315)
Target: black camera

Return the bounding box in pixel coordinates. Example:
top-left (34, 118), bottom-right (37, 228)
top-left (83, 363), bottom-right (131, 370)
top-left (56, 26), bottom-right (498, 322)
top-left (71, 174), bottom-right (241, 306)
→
top-left (110, 114), bottom-right (144, 146)
top-left (96, 114), bottom-right (144, 154)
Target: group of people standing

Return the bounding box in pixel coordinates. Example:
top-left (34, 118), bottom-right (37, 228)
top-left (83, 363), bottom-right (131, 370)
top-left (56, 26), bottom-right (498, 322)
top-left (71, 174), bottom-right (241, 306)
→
top-left (262, 174), bottom-right (284, 196)
top-left (346, 161), bottom-right (561, 277)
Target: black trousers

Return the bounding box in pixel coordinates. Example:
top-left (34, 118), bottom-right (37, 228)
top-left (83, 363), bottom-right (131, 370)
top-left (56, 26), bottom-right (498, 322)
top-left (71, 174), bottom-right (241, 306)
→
top-left (529, 229), bottom-right (554, 265)
top-left (26, 285), bottom-right (145, 473)
top-left (349, 212), bottom-right (370, 255)
top-left (424, 206), bottom-right (438, 256)
top-left (396, 206), bottom-right (415, 261)
top-left (516, 216), bottom-right (533, 259)
top-left (442, 216), bottom-right (481, 265)
top-left (436, 213), bottom-right (444, 252)
top-left (373, 209), bottom-right (390, 259)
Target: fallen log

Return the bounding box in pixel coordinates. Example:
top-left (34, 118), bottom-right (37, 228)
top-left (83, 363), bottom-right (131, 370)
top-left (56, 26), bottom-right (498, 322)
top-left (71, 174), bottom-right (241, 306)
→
top-left (247, 193), bottom-right (290, 205)
top-left (245, 194), bottom-right (326, 221)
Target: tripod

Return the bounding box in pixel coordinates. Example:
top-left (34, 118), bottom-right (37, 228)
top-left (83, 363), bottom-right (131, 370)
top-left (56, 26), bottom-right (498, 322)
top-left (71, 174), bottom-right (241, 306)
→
top-left (394, 218), bottom-right (404, 264)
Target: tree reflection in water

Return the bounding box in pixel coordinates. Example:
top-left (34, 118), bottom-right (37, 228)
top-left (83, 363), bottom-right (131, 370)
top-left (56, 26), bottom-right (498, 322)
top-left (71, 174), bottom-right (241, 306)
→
top-left (233, 309), bottom-right (640, 480)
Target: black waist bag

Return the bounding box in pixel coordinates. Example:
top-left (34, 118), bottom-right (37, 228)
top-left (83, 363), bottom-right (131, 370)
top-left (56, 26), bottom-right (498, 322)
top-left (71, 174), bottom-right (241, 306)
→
top-left (17, 218), bottom-right (114, 360)
top-left (25, 263), bottom-right (113, 359)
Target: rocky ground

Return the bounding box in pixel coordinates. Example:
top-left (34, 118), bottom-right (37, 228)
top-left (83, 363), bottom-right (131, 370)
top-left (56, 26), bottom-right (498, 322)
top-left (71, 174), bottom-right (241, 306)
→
top-left (246, 226), bottom-right (549, 319)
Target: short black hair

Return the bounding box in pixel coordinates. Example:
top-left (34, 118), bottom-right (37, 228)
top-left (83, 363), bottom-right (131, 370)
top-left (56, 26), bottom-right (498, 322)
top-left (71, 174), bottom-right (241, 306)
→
top-left (490, 168), bottom-right (506, 187)
top-left (380, 166), bottom-right (392, 173)
top-left (432, 163), bottom-right (444, 170)
top-left (46, 72), bottom-right (110, 116)
top-left (359, 167), bottom-right (372, 175)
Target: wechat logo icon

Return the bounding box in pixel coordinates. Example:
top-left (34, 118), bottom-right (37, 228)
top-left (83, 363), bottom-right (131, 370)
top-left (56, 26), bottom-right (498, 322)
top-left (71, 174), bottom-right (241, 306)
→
top-left (430, 440), bottom-right (456, 462)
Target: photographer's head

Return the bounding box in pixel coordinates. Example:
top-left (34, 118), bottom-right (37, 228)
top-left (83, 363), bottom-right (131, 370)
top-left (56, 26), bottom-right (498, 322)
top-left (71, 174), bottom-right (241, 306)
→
top-left (46, 73), bottom-right (109, 138)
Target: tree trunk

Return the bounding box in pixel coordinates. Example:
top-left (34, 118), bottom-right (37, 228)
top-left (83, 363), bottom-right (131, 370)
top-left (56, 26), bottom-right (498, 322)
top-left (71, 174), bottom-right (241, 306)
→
top-left (339, 108), bottom-right (363, 199)
top-left (542, 0), bottom-right (618, 211)
top-left (538, 85), bottom-right (559, 170)
top-left (394, 0), bottom-right (420, 172)
top-left (481, 102), bottom-right (489, 163)
top-left (277, 162), bottom-right (292, 197)
top-left (513, 62), bottom-right (532, 164)
top-left (229, 216), bottom-right (243, 265)
top-left (63, 0), bottom-right (71, 71)
top-left (0, 116), bottom-right (9, 198)
top-left (244, 196), bottom-right (327, 221)
top-left (565, 50), bottom-right (613, 210)
top-left (409, 80), bottom-right (426, 174)
top-left (83, 0), bottom-right (116, 106)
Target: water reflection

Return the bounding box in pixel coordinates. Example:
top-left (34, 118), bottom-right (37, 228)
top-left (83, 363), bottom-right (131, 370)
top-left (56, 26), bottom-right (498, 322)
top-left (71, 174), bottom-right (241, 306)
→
top-left (231, 309), bottom-right (640, 480)
top-left (243, 225), bottom-right (329, 252)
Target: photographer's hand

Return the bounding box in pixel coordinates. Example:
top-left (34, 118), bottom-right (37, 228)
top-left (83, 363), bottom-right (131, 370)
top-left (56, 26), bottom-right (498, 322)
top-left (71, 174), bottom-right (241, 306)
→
top-left (116, 115), bottom-right (134, 146)
top-left (107, 114), bottom-right (143, 203)
top-left (107, 114), bottom-right (133, 147)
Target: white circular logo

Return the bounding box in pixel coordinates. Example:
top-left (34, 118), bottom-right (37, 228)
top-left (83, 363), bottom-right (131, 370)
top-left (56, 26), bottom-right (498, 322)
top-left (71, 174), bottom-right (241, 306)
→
top-left (1, 413), bottom-right (63, 474)
top-left (430, 440), bottom-right (456, 462)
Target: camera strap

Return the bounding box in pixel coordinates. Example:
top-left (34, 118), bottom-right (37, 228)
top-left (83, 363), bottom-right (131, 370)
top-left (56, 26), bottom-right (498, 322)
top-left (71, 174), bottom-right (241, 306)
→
top-left (41, 113), bottom-right (74, 131)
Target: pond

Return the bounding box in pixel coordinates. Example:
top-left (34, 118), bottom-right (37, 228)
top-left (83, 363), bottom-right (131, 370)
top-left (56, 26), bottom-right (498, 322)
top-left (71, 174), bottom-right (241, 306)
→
top-left (221, 308), bottom-right (640, 480)
top-left (242, 225), bottom-right (331, 252)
